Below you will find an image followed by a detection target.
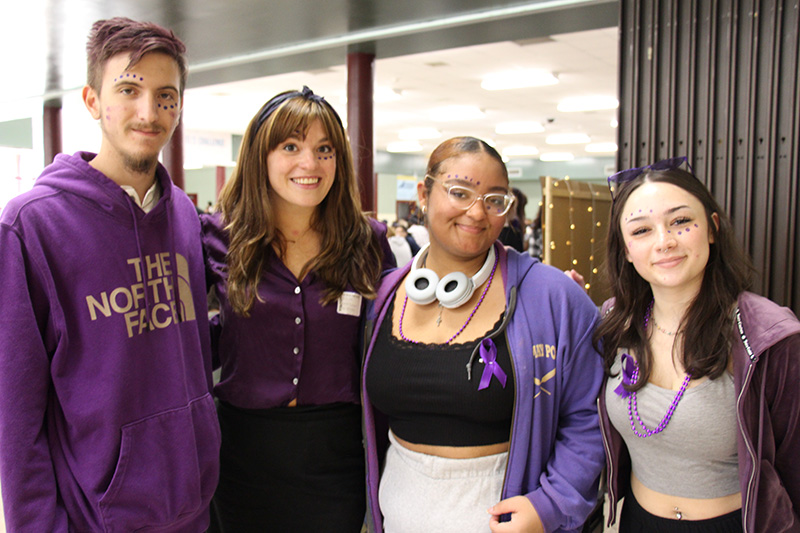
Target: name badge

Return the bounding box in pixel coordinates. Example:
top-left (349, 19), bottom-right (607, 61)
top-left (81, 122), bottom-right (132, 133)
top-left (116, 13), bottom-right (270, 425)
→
top-left (337, 291), bottom-right (363, 317)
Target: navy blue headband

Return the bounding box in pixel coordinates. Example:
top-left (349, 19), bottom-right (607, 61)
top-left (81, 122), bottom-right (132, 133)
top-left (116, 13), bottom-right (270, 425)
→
top-left (249, 86), bottom-right (343, 145)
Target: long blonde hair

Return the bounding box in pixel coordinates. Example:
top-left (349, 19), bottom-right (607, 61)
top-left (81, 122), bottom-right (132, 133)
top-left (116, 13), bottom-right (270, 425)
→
top-left (217, 89), bottom-right (384, 316)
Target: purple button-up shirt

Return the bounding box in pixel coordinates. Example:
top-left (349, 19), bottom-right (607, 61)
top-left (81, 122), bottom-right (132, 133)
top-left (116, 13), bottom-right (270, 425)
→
top-left (201, 214), bottom-right (394, 409)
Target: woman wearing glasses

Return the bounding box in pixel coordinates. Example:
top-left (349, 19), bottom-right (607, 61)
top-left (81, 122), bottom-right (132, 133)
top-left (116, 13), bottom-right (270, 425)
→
top-left (595, 159), bottom-right (800, 532)
top-left (361, 137), bottom-right (605, 533)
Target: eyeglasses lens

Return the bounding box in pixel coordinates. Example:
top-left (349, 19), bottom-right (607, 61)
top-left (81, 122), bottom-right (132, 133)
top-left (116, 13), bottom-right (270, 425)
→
top-left (445, 185), bottom-right (511, 216)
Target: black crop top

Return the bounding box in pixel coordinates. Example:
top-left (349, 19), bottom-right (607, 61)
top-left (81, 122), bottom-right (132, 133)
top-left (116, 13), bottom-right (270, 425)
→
top-left (365, 299), bottom-right (515, 446)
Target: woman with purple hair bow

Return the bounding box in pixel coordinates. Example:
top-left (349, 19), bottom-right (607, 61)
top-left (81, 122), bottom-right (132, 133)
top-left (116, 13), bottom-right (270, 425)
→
top-left (595, 158), bottom-right (800, 532)
top-left (201, 87), bottom-right (395, 531)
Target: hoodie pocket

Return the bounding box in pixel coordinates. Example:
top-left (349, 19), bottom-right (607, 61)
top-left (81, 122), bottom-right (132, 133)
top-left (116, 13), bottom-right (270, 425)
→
top-left (99, 393), bottom-right (221, 532)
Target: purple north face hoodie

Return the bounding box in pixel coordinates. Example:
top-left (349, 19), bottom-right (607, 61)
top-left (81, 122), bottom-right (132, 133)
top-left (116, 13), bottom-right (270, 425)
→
top-left (0, 152), bottom-right (220, 532)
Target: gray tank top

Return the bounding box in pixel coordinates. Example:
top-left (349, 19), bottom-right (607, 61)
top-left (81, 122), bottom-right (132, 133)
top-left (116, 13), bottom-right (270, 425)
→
top-left (606, 351), bottom-right (739, 498)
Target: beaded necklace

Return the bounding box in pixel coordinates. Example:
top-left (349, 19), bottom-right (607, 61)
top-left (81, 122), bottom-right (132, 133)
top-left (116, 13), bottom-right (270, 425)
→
top-left (627, 300), bottom-right (692, 438)
top-left (398, 251), bottom-right (498, 345)
top-left (652, 317), bottom-right (676, 336)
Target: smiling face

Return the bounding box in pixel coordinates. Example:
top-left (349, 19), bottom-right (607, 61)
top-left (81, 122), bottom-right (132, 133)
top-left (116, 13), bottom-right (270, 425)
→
top-left (83, 52), bottom-right (182, 176)
top-left (266, 119), bottom-right (336, 214)
top-left (620, 181), bottom-right (716, 296)
top-left (419, 152), bottom-right (509, 262)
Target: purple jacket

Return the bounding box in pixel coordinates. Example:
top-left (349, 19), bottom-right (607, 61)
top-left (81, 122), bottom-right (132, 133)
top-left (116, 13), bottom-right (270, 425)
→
top-left (0, 153), bottom-right (220, 532)
top-left (361, 244), bottom-right (606, 532)
top-left (599, 292), bottom-right (800, 532)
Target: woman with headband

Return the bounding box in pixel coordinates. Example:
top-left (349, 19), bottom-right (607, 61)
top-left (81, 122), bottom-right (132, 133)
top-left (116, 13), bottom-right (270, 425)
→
top-left (595, 158), bottom-right (800, 532)
top-left (361, 137), bottom-right (605, 532)
top-left (202, 87), bottom-right (395, 532)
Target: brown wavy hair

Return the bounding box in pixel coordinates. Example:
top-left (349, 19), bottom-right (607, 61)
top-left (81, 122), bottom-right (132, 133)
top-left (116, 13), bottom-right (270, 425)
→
top-left (217, 90), bottom-right (385, 316)
top-left (593, 168), bottom-right (754, 388)
top-left (86, 17), bottom-right (187, 95)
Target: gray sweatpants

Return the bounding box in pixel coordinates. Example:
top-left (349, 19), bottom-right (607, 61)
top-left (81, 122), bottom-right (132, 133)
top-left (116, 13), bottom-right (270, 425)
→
top-left (379, 431), bottom-right (508, 533)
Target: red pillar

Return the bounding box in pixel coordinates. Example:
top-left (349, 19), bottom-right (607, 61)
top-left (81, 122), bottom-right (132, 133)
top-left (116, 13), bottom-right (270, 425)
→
top-left (347, 52), bottom-right (375, 212)
top-left (163, 120), bottom-right (184, 189)
top-left (215, 166), bottom-right (226, 201)
top-left (43, 101), bottom-right (62, 166)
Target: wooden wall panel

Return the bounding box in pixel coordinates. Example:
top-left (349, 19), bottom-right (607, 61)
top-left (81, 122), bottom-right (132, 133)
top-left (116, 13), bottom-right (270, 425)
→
top-left (618, 0), bottom-right (800, 315)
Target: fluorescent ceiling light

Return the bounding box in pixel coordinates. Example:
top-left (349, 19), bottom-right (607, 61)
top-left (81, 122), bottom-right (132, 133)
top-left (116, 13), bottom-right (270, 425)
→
top-left (386, 140), bottom-right (423, 153)
top-left (539, 152), bottom-right (575, 162)
top-left (502, 145), bottom-right (539, 157)
top-left (557, 95), bottom-right (619, 112)
top-left (374, 86), bottom-right (403, 103)
top-left (430, 105), bottom-right (484, 121)
top-left (546, 133), bottom-right (591, 145)
top-left (495, 121), bottom-right (545, 135)
top-left (586, 142), bottom-right (618, 153)
top-left (398, 127), bottom-right (441, 140)
top-left (481, 69), bottom-right (558, 91)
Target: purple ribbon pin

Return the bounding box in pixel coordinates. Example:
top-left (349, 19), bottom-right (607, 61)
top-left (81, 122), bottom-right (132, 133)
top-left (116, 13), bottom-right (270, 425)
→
top-left (478, 338), bottom-right (508, 391)
top-left (614, 352), bottom-right (637, 398)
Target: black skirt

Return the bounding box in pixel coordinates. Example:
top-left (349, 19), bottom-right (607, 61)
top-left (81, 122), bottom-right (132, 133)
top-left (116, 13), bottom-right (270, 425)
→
top-left (620, 491), bottom-right (742, 533)
top-left (208, 400), bottom-right (366, 532)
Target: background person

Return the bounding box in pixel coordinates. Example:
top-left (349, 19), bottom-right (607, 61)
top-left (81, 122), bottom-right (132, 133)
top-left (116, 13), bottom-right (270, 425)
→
top-left (388, 223), bottom-right (414, 267)
top-left (595, 158), bottom-right (800, 532)
top-left (202, 87), bottom-right (394, 532)
top-left (407, 211), bottom-right (430, 249)
top-left (498, 186), bottom-right (526, 253)
top-left (362, 136), bottom-right (605, 533)
top-left (0, 17), bottom-right (219, 531)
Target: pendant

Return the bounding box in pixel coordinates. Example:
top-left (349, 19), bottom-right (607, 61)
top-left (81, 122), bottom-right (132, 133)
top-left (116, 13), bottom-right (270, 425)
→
top-left (436, 303), bottom-right (443, 327)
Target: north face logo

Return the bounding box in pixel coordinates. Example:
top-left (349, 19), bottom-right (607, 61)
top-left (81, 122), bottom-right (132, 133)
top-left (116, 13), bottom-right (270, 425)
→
top-left (85, 252), bottom-right (196, 338)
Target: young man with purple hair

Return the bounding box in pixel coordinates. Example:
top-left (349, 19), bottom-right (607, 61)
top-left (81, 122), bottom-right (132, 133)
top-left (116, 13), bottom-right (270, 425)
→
top-left (0, 17), bottom-right (220, 531)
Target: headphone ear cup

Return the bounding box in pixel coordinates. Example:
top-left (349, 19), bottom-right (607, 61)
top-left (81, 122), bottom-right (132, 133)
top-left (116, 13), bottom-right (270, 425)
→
top-left (436, 272), bottom-right (473, 309)
top-left (405, 268), bottom-right (439, 305)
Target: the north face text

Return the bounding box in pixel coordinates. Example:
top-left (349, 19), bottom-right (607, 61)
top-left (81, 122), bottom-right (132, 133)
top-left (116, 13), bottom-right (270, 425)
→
top-left (85, 252), bottom-right (197, 338)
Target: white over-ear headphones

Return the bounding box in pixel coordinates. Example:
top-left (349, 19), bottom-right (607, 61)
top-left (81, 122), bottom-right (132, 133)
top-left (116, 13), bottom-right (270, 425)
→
top-left (404, 243), bottom-right (496, 309)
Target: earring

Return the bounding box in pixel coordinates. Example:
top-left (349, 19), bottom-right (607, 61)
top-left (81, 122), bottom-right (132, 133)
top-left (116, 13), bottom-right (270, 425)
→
top-left (421, 205), bottom-right (427, 215)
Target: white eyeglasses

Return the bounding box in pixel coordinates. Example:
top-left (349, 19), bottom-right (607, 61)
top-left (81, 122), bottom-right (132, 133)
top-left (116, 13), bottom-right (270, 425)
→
top-left (427, 175), bottom-right (515, 217)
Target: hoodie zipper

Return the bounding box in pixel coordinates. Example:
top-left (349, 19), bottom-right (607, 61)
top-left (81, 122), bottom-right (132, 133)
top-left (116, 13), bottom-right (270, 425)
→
top-left (462, 282), bottom-right (517, 498)
top-left (735, 360), bottom-right (756, 533)
top-left (500, 326), bottom-right (517, 500)
top-left (734, 307), bottom-right (758, 533)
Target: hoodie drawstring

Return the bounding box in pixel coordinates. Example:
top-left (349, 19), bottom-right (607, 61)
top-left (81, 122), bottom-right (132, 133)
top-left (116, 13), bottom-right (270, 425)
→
top-left (126, 197), bottom-right (153, 318)
top-left (466, 286), bottom-right (517, 381)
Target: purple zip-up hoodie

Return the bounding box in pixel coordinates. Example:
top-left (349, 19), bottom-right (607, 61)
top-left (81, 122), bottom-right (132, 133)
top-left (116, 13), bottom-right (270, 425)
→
top-left (0, 152), bottom-right (220, 532)
top-left (599, 292), bottom-right (800, 532)
top-left (361, 244), bottom-right (605, 532)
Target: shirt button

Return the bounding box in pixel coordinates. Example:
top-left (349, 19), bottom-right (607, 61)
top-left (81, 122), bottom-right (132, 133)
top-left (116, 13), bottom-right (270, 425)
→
top-left (293, 347), bottom-right (300, 355)
top-left (292, 378), bottom-right (299, 386)
top-left (295, 317), bottom-right (302, 325)
top-left (294, 286), bottom-right (301, 294)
